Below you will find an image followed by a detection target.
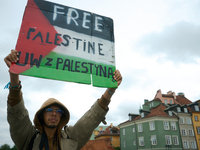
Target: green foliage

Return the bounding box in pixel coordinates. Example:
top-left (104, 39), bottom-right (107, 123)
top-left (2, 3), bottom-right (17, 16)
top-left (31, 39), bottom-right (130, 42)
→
top-left (114, 147), bottom-right (120, 150)
top-left (0, 144), bottom-right (17, 150)
top-left (10, 145), bottom-right (17, 150)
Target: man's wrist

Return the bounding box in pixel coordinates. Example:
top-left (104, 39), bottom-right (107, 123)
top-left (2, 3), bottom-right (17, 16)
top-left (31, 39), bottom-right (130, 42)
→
top-left (107, 88), bottom-right (115, 95)
top-left (9, 71), bottom-right (19, 86)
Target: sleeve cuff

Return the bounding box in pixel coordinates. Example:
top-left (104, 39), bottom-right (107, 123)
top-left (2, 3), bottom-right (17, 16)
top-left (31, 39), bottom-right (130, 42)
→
top-left (8, 88), bottom-right (22, 107)
top-left (98, 95), bottom-right (111, 111)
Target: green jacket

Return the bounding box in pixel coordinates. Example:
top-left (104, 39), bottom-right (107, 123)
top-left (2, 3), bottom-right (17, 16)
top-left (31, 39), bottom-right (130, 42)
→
top-left (7, 93), bottom-right (108, 150)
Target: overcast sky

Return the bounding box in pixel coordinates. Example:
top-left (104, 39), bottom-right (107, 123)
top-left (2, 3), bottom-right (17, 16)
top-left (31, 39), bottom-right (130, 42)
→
top-left (1, 0), bottom-right (200, 147)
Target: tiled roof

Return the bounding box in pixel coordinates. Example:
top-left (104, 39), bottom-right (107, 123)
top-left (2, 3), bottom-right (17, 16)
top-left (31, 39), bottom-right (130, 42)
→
top-left (176, 95), bottom-right (192, 105)
top-left (81, 138), bottom-right (115, 150)
top-left (118, 120), bottom-right (130, 126)
top-left (145, 103), bottom-right (176, 118)
top-left (187, 106), bottom-right (193, 112)
top-left (153, 98), bottom-right (162, 101)
top-left (119, 103), bottom-right (176, 126)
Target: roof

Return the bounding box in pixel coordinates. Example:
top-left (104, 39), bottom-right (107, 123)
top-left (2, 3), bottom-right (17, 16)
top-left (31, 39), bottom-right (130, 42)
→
top-left (145, 103), bottom-right (176, 118)
top-left (81, 138), bottom-right (115, 150)
top-left (153, 98), bottom-right (162, 102)
top-left (119, 103), bottom-right (177, 126)
top-left (162, 94), bottom-right (174, 98)
top-left (176, 95), bottom-right (192, 105)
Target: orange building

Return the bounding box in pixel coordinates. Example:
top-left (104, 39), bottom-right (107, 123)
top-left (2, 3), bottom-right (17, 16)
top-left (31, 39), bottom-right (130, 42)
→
top-left (95, 123), bottom-right (120, 148)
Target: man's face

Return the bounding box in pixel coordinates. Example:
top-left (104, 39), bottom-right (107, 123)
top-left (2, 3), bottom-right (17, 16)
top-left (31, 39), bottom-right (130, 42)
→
top-left (43, 105), bottom-right (63, 128)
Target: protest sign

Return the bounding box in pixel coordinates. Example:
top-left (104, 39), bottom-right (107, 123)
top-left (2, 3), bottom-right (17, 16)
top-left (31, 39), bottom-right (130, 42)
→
top-left (10, 0), bottom-right (117, 88)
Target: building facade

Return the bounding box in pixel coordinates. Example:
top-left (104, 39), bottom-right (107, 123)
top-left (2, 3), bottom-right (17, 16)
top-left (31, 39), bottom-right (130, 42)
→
top-left (119, 90), bottom-right (199, 150)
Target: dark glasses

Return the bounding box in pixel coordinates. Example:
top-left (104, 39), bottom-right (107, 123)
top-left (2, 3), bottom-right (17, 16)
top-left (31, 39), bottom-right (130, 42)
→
top-left (45, 108), bottom-right (64, 116)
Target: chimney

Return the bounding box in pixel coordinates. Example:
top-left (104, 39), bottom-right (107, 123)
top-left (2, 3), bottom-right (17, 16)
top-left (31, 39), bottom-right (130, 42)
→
top-left (110, 123), bottom-right (113, 128)
top-left (172, 92), bottom-right (176, 100)
top-left (167, 91), bottom-right (173, 94)
top-left (144, 99), bottom-right (148, 104)
top-left (178, 92), bottom-right (185, 97)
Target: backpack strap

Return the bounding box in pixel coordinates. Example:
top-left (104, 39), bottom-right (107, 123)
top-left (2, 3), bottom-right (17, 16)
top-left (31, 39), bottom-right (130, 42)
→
top-left (28, 131), bottom-right (37, 150)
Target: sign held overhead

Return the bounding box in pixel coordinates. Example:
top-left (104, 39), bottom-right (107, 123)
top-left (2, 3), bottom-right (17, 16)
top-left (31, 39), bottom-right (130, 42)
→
top-left (10, 0), bottom-right (116, 88)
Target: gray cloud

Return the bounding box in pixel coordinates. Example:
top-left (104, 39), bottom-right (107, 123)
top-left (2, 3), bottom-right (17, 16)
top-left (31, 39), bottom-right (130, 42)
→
top-left (106, 100), bottom-right (140, 126)
top-left (137, 21), bottom-right (200, 63)
top-left (0, 88), bottom-right (15, 147)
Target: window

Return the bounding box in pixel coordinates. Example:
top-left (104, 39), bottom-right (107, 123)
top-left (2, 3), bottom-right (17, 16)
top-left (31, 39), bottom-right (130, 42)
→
top-left (188, 129), bottom-right (194, 136)
top-left (168, 111), bottom-right (172, 116)
top-left (181, 129), bottom-right (187, 136)
top-left (165, 100), bottom-right (168, 104)
top-left (194, 105), bottom-right (199, 111)
top-left (150, 122), bottom-right (155, 131)
top-left (139, 137), bottom-right (144, 146)
top-left (110, 137), bottom-right (113, 141)
top-left (180, 118), bottom-right (184, 124)
top-left (177, 107), bottom-right (181, 112)
top-left (141, 112), bottom-right (144, 118)
top-left (164, 121), bottom-right (169, 130)
top-left (186, 118), bottom-right (192, 124)
top-left (170, 100), bottom-right (172, 104)
top-left (123, 128), bottom-right (125, 135)
top-left (197, 127), bottom-right (200, 134)
top-left (150, 102), bottom-right (154, 107)
top-left (172, 136), bottom-right (179, 145)
top-left (183, 141), bottom-right (189, 149)
top-left (151, 135), bottom-right (157, 145)
top-left (132, 127), bottom-right (135, 133)
top-left (191, 141), bottom-right (197, 149)
top-left (138, 124), bottom-right (143, 132)
top-left (171, 122), bottom-right (176, 130)
top-left (165, 135), bottom-right (171, 145)
top-left (129, 115), bottom-right (132, 121)
top-left (123, 140), bottom-right (126, 148)
top-left (133, 140), bottom-right (136, 145)
top-left (194, 116), bottom-right (198, 121)
top-left (184, 108), bottom-right (188, 113)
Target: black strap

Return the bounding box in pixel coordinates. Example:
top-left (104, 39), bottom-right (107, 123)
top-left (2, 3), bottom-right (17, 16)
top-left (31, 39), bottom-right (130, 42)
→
top-left (44, 133), bottom-right (49, 150)
top-left (29, 131), bottom-right (61, 150)
top-left (39, 131), bottom-right (50, 150)
top-left (28, 132), bottom-right (37, 150)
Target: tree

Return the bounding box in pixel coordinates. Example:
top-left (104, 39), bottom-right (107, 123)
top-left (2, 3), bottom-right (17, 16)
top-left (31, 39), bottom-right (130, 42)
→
top-left (0, 144), bottom-right (10, 150)
top-left (0, 144), bottom-right (17, 150)
top-left (10, 145), bottom-right (17, 150)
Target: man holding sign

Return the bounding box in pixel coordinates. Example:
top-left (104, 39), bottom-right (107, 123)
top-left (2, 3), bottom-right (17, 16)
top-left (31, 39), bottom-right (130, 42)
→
top-left (5, 50), bottom-right (122, 150)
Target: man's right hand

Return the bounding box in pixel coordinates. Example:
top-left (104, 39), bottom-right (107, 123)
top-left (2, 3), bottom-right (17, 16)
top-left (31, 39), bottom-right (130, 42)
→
top-left (4, 49), bottom-right (20, 86)
top-left (4, 49), bottom-right (19, 68)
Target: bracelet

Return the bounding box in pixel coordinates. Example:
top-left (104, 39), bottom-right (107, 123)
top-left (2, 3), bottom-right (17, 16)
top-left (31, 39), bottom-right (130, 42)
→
top-left (107, 88), bottom-right (115, 95)
top-left (4, 81), bottom-right (21, 89)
